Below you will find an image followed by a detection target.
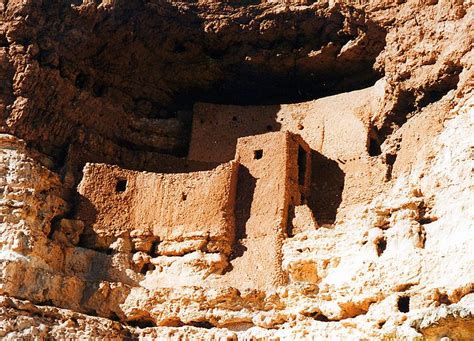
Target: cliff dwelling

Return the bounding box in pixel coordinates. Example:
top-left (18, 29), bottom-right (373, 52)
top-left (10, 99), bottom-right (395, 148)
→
top-left (1, 0), bottom-right (473, 339)
top-left (76, 131), bottom-right (313, 290)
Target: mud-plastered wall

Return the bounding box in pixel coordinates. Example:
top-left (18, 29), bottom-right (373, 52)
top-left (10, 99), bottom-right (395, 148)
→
top-left (76, 162), bottom-right (238, 256)
top-left (189, 81), bottom-right (387, 223)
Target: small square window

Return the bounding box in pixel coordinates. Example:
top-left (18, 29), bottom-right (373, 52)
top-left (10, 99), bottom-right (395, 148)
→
top-left (115, 179), bottom-right (127, 193)
top-left (254, 149), bottom-right (263, 160)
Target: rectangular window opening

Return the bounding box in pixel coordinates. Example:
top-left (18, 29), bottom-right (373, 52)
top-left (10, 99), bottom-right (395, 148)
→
top-left (254, 149), bottom-right (263, 160)
top-left (115, 179), bottom-right (127, 193)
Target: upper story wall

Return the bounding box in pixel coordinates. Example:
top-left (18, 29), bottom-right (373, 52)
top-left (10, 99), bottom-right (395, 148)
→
top-left (76, 162), bottom-right (238, 255)
top-left (234, 131), bottom-right (311, 238)
top-left (235, 132), bottom-right (289, 239)
top-left (188, 81), bottom-right (387, 223)
top-left (212, 131), bottom-right (312, 289)
top-left (188, 80), bottom-right (384, 163)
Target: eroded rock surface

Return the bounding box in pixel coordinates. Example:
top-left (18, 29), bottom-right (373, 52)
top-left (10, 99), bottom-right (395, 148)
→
top-left (0, 0), bottom-right (473, 339)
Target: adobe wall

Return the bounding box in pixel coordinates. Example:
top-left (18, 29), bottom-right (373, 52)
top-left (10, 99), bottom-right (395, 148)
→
top-left (188, 81), bottom-right (384, 164)
top-left (233, 131), bottom-right (311, 238)
top-left (219, 131), bottom-right (311, 289)
top-left (188, 81), bottom-right (387, 222)
top-left (75, 132), bottom-right (310, 290)
top-left (75, 162), bottom-right (238, 255)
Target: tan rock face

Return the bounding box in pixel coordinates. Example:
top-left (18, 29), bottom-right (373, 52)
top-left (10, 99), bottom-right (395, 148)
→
top-left (0, 0), bottom-right (473, 339)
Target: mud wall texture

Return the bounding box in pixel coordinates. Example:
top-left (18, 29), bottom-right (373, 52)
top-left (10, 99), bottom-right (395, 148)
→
top-left (0, 0), bottom-right (473, 339)
top-left (189, 81), bottom-right (386, 223)
top-left (76, 162), bottom-right (238, 255)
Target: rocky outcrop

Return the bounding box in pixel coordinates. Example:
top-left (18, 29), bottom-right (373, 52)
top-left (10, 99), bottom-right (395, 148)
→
top-left (0, 0), bottom-right (473, 339)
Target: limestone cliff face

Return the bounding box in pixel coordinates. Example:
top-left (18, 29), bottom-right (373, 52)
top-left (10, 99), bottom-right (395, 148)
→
top-left (0, 0), bottom-right (473, 339)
